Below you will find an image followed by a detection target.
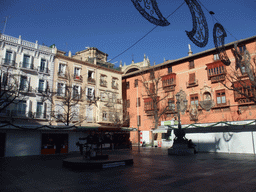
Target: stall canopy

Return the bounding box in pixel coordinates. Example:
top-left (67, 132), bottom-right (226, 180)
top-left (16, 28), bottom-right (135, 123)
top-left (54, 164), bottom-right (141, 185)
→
top-left (152, 125), bottom-right (169, 133)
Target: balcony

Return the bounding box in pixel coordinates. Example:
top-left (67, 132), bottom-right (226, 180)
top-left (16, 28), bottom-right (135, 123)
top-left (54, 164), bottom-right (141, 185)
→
top-left (73, 75), bottom-right (83, 82)
top-left (73, 94), bottom-right (82, 101)
top-left (210, 74), bottom-right (226, 83)
top-left (186, 79), bottom-right (198, 88)
top-left (56, 92), bottom-right (66, 98)
top-left (20, 62), bottom-right (38, 74)
top-left (37, 87), bottom-right (49, 94)
top-left (112, 83), bottom-right (118, 90)
top-left (100, 80), bottom-right (107, 87)
top-left (87, 77), bottom-right (95, 84)
top-left (5, 110), bottom-right (30, 118)
top-left (162, 73), bottom-right (176, 92)
top-left (207, 61), bottom-right (227, 83)
top-left (20, 86), bottom-right (36, 96)
top-left (34, 112), bottom-right (45, 119)
top-left (38, 67), bottom-right (50, 75)
top-left (58, 72), bottom-right (67, 79)
top-left (1, 58), bottom-right (17, 68)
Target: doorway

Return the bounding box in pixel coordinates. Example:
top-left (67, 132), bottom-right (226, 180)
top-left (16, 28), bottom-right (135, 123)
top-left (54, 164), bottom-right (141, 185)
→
top-left (0, 133), bottom-right (6, 157)
top-left (41, 133), bottom-right (68, 155)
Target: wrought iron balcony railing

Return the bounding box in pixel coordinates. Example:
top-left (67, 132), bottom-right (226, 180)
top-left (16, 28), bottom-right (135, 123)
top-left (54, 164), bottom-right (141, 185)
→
top-left (58, 72), bottom-right (67, 78)
top-left (38, 67), bottom-right (50, 74)
top-left (74, 75), bottom-right (83, 82)
top-left (88, 77), bottom-right (95, 84)
top-left (186, 79), bottom-right (198, 88)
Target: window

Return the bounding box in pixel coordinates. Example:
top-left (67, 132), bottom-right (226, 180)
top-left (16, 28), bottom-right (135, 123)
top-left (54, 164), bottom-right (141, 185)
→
top-left (2, 72), bottom-right (8, 86)
top-left (17, 101), bottom-right (26, 116)
top-left (102, 111), bottom-right (107, 121)
top-left (74, 67), bottom-right (81, 78)
top-left (58, 64), bottom-right (66, 76)
top-left (40, 59), bottom-right (46, 72)
top-left (216, 90), bottom-right (226, 105)
top-left (126, 82), bottom-right (130, 89)
top-left (38, 80), bottom-right (45, 93)
top-left (189, 60), bottom-right (194, 69)
top-left (190, 94), bottom-right (198, 106)
top-left (36, 102), bottom-right (43, 118)
top-left (5, 50), bottom-right (15, 65)
top-left (208, 65), bottom-right (225, 77)
top-left (189, 73), bottom-right (195, 84)
top-left (73, 85), bottom-right (80, 99)
top-left (168, 67), bottom-right (172, 74)
top-left (88, 70), bottom-right (94, 78)
top-left (112, 78), bottom-right (118, 89)
top-left (137, 115), bottom-right (141, 126)
top-left (88, 70), bottom-right (95, 84)
top-left (134, 79), bottom-right (138, 87)
top-left (20, 76), bottom-right (28, 91)
top-left (168, 99), bottom-right (175, 110)
top-left (100, 75), bottom-right (107, 87)
top-left (57, 83), bottom-right (65, 97)
top-left (213, 54), bottom-right (220, 61)
top-left (136, 97), bottom-right (140, 107)
top-left (23, 54), bottom-right (31, 68)
top-left (150, 71), bottom-right (155, 80)
top-left (144, 97), bottom-right (159, 111)
top-left (86, 87), bottom-right (94, 99)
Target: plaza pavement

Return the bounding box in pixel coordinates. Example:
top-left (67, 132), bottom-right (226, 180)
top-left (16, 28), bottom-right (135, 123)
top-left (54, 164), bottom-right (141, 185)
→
top-left (1, 147), bottom-right (256, 192)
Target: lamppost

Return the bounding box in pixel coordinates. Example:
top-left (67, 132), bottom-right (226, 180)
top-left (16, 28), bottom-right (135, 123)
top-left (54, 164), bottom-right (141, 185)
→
top-left (170, 92), bottom-right (188, 144)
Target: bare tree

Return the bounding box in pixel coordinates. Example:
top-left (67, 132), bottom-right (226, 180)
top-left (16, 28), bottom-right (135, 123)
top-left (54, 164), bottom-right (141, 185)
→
top-left (0, 68), bottom-right (28, 119)
top-left (222, 44), bottom-right (256, 104)
top-left (41, 67), bottom-right (86, 126)
top-left (140, 68), bottom-right (170, 146)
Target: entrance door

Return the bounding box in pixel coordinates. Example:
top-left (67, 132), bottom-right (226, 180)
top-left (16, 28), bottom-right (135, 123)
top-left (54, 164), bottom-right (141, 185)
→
top-left (41, 133), bottom-right (68, 155)
top-left (0, 133), bottom-right (6, 157)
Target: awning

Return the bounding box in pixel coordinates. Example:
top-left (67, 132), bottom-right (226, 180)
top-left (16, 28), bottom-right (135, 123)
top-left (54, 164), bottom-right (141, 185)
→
top-left (152, 125), bottom-right (168, 133)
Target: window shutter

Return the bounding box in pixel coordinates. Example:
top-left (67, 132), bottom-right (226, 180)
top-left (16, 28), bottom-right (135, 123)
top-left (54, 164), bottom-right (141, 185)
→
top-left (31, 56), bottom-right (34, 65)
top-left (13, 51), bottom-right (16, 63)
top-left (189, 73), bottom-right (195, 83)
top-left (150, 83), bottom-right (154, 94)
top-left (44, 103), bottom-right (47, 118)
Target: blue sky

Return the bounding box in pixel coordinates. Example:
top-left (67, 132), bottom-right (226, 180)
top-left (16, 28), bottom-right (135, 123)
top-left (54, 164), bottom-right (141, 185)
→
top-left (0, 0), bottom-right (255, 67)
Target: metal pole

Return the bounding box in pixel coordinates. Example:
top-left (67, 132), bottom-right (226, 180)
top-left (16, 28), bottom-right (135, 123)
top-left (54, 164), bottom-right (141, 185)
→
top-left (137, 84), bottom-right (140, 152)
top-left (138, 128), bottom-right (140, 152)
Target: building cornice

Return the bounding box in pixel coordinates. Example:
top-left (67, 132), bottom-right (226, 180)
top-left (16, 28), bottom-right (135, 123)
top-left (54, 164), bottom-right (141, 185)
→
top-left (122, 35), bottom-right (256, 79)
top-left (56, 53), bottom-right (123, 74)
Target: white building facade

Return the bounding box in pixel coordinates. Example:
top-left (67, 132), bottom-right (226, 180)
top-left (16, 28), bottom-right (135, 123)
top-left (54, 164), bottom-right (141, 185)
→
top-left (0, 34), bottom-right (56, 157)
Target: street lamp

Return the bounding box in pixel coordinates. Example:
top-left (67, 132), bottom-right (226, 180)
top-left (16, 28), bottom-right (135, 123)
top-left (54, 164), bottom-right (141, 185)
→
top-left (169, 92), bottom-right (188, 144)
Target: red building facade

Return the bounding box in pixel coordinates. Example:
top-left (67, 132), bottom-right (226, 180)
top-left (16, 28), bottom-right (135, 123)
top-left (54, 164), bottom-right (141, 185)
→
top-left (122, 36), bottom-right (256, 153)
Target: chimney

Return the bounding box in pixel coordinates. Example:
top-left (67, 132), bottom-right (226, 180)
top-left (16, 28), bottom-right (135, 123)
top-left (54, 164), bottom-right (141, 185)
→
top-left (68, 51), bottom-right (72, 57)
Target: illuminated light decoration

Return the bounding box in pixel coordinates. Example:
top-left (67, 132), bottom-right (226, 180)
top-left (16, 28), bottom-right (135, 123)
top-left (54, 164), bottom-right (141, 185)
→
top-left (131, 0), bottom-right (170, 26)
top-left (184, 0), bottom-right (209, 47)
top-left (213, 23), bottom-right (231, 66)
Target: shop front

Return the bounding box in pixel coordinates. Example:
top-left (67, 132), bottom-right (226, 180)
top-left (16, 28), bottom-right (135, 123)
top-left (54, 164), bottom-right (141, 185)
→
top-left (41, 133), bottom-right (68, 155)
